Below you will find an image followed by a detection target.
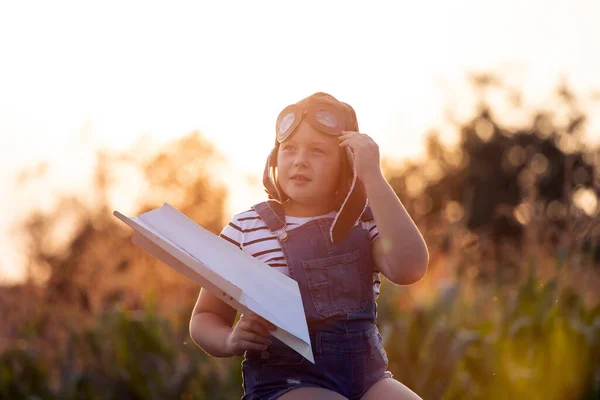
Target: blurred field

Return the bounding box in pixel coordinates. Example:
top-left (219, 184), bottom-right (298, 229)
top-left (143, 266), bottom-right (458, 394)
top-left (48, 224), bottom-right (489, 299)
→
top-left (1, 77), bottom-right (599, 399)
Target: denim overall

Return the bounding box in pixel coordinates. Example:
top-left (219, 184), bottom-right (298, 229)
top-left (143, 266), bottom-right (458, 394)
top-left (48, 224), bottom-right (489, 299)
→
top-left (241, 201), bottom-right (391, 400)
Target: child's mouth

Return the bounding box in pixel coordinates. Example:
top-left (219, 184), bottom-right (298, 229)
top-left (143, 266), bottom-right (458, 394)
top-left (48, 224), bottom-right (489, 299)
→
top-left (290, 174), bottom-right (311, 182)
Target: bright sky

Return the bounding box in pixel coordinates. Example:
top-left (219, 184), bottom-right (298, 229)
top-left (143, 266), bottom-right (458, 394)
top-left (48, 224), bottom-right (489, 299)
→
top-left (1, 0), bottom-right (599, 282)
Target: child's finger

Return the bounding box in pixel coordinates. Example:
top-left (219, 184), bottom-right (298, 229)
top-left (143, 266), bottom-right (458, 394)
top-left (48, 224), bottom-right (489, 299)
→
top-left (240, 331), bottom-right (271, 346)
top-left (338, 138), bottom-right (354, 148)
top-left (239, 339), bottom-right (269, 351)
top-left (258, 317), bottom-right (276, 331)
top-left (240, 315), bottom-right (273, 337)
top-left (247, 319), bottom-right (271, 338)
top-left (243, 312), bottom-right (259, 320)
top-left (246, 314), bottom-right (276, 332)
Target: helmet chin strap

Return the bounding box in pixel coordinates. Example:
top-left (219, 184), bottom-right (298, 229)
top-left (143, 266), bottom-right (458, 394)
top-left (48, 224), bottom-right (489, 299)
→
top-left (262, 146), bottom-right (367, 244)
top-left (330, 147), bottom-right (367, 243)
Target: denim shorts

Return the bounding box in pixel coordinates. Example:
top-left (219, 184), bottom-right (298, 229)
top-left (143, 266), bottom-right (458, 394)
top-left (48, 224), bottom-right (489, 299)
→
top-left (241, 326), bottom-right (392, 400)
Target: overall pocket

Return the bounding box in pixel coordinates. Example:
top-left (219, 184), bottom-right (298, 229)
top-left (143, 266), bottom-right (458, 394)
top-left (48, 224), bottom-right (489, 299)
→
top-left (302, 250), bottom-right (367, 318)
top-left (256, 345), bottom-right (306, 385)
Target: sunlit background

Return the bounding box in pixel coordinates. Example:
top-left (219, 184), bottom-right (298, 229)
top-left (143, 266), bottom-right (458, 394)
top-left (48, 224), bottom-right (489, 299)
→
top-left (2, 0), bottom-right (599, 282)
top-left (1, 2), bottom-right (600, 399)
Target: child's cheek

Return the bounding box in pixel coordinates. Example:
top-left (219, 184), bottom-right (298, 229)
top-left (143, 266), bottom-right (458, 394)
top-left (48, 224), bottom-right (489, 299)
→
top-left (278, 157), bottom-right (291, 172)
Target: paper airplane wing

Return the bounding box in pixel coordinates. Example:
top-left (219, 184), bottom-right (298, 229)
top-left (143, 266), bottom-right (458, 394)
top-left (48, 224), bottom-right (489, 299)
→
top-left (113, 206), bottom-right (314, 363)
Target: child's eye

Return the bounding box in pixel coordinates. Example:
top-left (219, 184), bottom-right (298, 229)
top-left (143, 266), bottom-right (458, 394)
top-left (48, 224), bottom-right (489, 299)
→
top-left (311, 148), bottom-right (324, 154)
top-left (283, 145), bottom-right (296, 151)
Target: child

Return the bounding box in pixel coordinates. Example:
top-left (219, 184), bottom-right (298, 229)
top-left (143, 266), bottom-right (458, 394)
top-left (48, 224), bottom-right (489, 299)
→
top-left (190, 92), bottom-right (428, 400)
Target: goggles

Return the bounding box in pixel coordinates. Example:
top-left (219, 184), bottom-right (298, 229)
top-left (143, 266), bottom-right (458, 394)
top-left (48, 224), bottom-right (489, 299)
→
top-left (275, 97), bottom-right (352, 142)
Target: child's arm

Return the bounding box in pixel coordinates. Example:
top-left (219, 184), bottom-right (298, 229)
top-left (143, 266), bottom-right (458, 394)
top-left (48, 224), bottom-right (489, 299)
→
top-left (190, 289), bottom-right (275, 357)
top-left (367, 173), bottom-right (429, 285)
top-left (339, 132), bottom-right (429, 285)
top-left (190, 289), bottom-right (238, 357)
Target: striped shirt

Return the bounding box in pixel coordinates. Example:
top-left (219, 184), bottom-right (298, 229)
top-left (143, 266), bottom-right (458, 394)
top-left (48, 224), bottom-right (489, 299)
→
top-left (220, 208), bottom-right (382, 298)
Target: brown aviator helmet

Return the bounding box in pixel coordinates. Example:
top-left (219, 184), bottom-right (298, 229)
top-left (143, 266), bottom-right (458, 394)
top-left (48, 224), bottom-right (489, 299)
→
top-left (262, 92), bottom-right (368, 244)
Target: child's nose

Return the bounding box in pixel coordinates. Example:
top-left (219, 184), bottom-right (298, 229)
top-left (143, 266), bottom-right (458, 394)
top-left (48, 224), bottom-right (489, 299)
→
top-left (293, 149), bottom-right (309, 166)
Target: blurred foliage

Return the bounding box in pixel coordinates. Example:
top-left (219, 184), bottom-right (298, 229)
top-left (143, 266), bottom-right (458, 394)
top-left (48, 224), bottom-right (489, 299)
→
top-left (1, 76), bottom-right (599, 399)
top-left (376, 263), bottom-right (600, 400)
top-left (385, 73), bottom-right (599, 289)
top-left (0, 304), bottom-right (244, 399)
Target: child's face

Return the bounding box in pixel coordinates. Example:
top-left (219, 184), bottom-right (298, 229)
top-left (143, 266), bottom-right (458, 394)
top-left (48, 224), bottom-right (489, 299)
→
top-left (277, 121), bottom-right (343, 213)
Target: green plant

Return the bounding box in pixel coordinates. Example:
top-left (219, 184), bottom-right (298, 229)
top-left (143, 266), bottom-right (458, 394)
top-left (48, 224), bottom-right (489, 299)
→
top-left (0, 341), bottom-right (55, 399)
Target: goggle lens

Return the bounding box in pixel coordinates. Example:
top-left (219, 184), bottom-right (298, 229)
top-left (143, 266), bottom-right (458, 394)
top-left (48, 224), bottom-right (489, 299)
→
top-left (279, 111), bottom-right (296, 135)
top-left (315, 110), bottom-right (338, 128)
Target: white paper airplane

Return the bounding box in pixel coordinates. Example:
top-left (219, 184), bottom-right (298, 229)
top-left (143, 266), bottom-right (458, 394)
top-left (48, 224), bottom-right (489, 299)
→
top-left (113, 203), bottom-right (314, 363)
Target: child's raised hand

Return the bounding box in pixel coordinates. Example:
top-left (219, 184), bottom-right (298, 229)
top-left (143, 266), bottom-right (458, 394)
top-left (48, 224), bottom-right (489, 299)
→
top-left (226, 313), bottom-right (276, 355)
top-left (338, 131), bottom-right (382, 182)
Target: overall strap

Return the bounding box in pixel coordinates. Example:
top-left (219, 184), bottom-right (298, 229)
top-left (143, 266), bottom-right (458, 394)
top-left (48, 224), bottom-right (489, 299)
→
top-left (251, 200), bottom-right (287, 233)
top-left (360, 205), bottom-right (374, 222)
